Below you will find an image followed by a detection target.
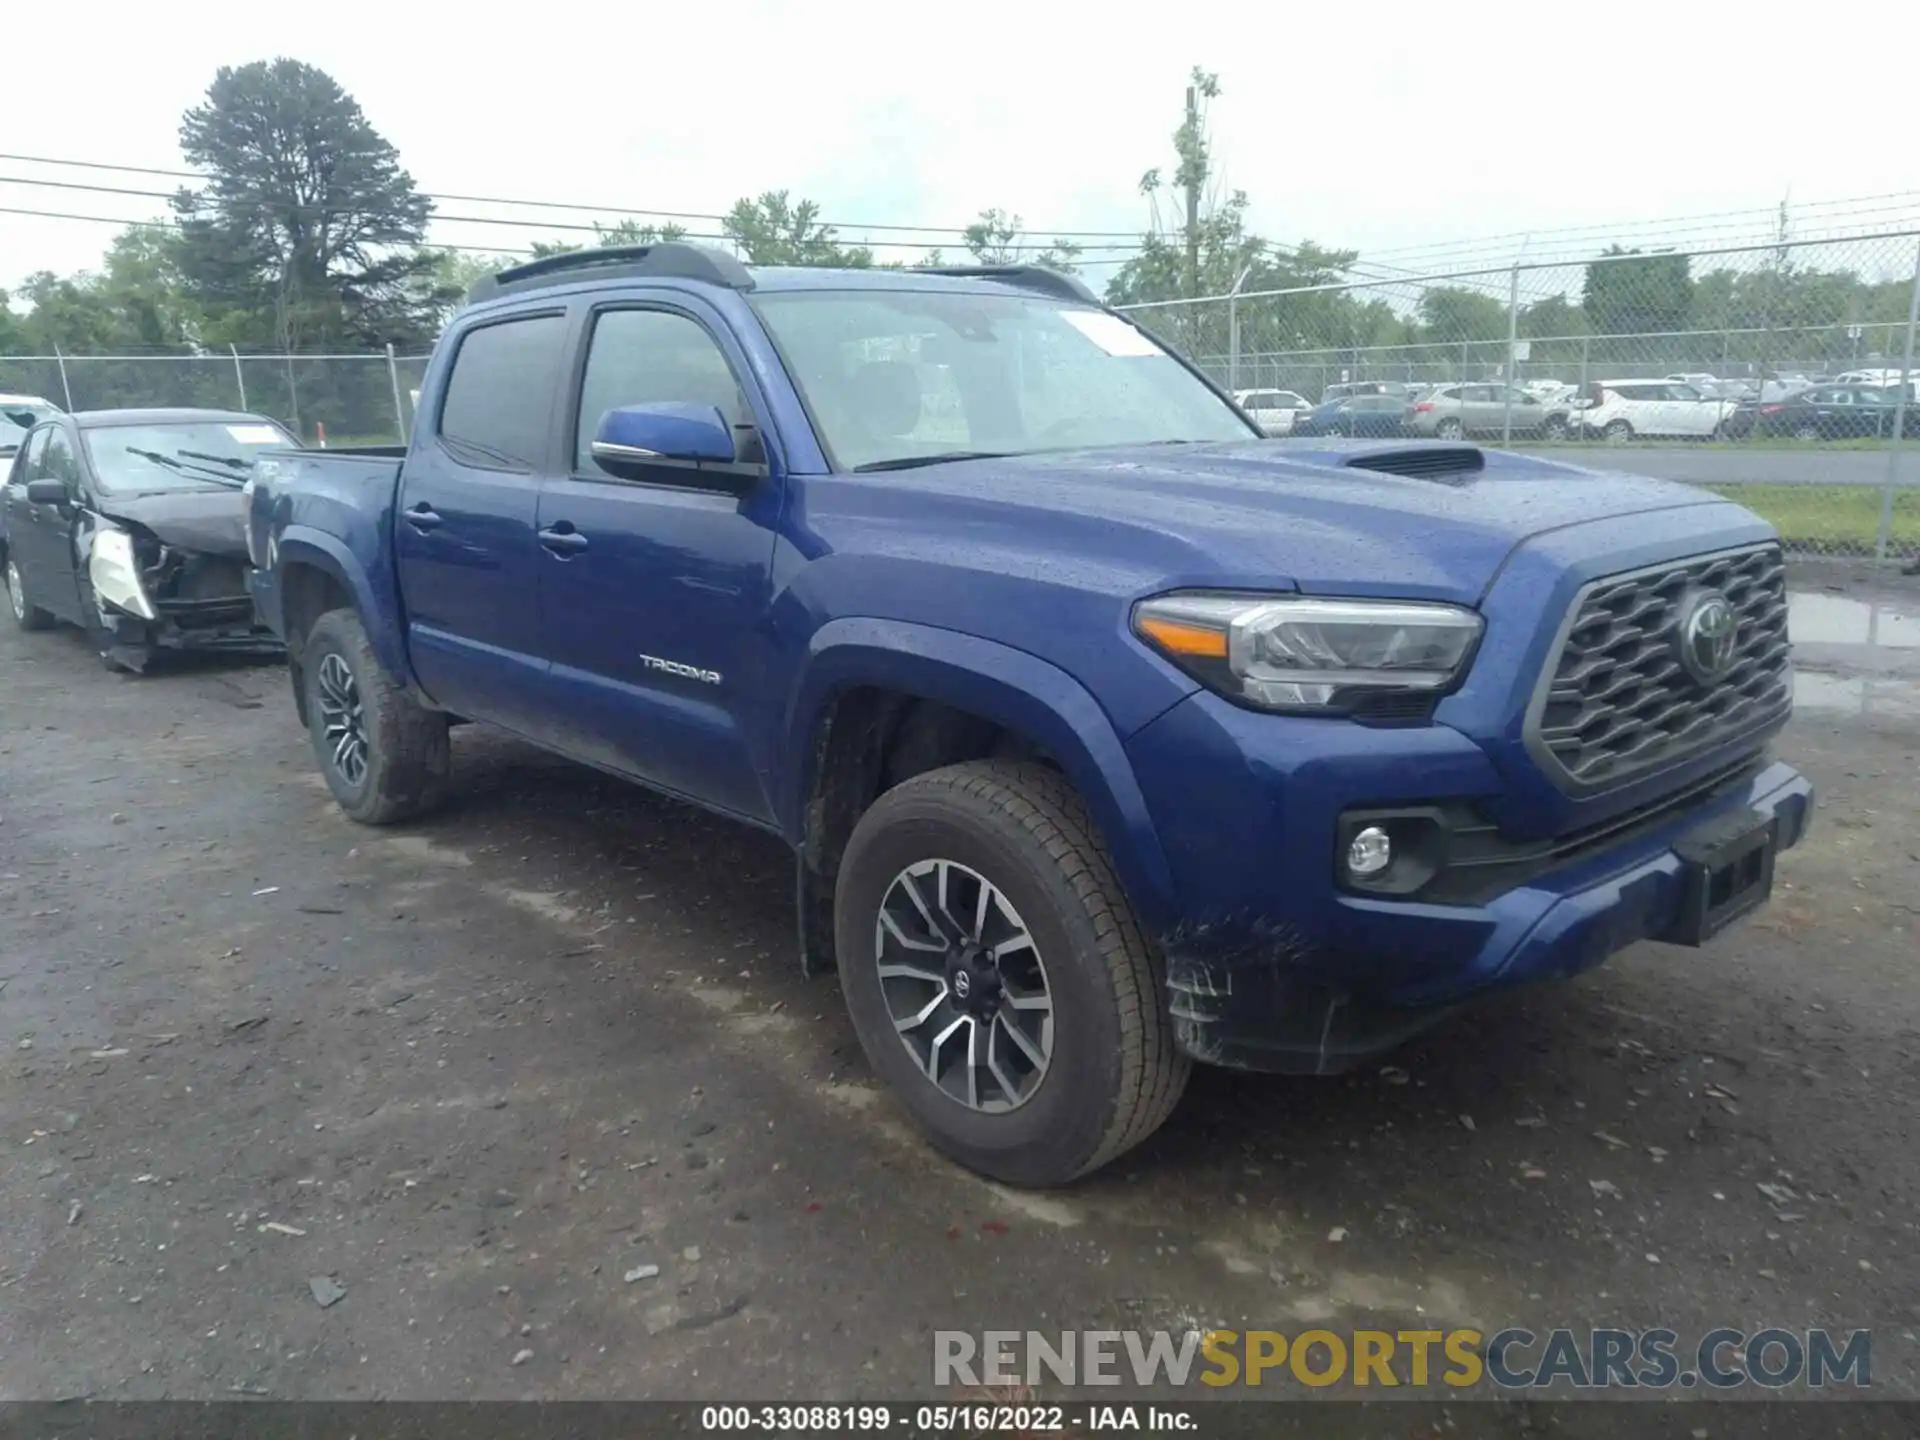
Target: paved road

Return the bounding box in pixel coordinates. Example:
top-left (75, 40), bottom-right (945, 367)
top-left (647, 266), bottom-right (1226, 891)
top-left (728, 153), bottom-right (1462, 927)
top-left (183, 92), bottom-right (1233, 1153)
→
top-left (1, 583), bottom-right (1916, 1421)
top-left (1519, 445), bottom-right (1908, 487)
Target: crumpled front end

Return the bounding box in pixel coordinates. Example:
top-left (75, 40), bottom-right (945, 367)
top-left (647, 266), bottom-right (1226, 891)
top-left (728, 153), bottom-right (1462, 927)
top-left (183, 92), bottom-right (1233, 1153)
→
top-left (88, 526), bottom-right (280, 666)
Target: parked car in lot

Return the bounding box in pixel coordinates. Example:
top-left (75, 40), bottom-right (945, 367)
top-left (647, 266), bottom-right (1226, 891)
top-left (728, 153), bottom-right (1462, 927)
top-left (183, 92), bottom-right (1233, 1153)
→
top-left (0, 414), bottom-right (29, 462)
top-left (1232, 388), bottom-right (1313, 435)
top-left (1291, 393), bottom-right (1409, 437)
top-left (1572, 379), bottom-right (1742, 442)
top-left (1735, 384), bottom-right (1914, 441)
top-left (2, 408), bottom-right (295, 670)
top-left (249, 244), bottom-right (1812, 1188)
top-left (1320, 380), bottom-right (1413, 405)
top-left (1, 394), bottom-right (62, 461)
top-left (1405, 383), bottom-right (1576, 441)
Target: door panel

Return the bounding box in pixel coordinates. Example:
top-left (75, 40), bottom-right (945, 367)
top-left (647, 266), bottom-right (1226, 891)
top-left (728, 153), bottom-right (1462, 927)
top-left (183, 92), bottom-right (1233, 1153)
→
top-left (33, 430), bottom-right (84, 619)
top-left (5, 429), bottom-right (55, 600)
top-left (536, 301), bottom-right (781, 822)
top-left (395, 311), bottom-right (568, 729)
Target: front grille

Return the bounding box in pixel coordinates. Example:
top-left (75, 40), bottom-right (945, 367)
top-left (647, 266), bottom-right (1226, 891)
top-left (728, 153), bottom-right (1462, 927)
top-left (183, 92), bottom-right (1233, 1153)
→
top-left (1529, 544), bottom-right (1791, 792)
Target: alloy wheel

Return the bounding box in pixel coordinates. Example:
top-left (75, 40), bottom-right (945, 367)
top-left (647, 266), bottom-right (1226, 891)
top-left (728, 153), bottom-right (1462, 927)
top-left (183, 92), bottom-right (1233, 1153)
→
top-left (874, 858), bottom-right (1054, 1113)
top-left (6, 562), bottom-right (23, 622)
top-left (316, 652), bottom-right (370, 788)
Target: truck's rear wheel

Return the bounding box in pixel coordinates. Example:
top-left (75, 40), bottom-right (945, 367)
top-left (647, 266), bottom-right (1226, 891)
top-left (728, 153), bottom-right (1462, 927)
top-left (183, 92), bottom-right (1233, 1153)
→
top-left (834, 760), bottom-right (1189, 1187)
top-left (302, 608), bottom-right (451, 825)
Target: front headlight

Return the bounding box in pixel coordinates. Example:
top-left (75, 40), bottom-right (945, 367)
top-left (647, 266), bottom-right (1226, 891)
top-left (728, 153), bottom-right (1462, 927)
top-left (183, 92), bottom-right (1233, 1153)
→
top-left (1132, 592), bottom-right (1483, 715)
top-left (89, 527), bottom-right (159, 622)
top-left (240, 476), bottom-right (260, 567)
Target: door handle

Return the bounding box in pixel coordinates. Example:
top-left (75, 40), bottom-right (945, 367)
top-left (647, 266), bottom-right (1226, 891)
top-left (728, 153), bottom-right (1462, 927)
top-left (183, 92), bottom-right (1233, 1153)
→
top-left (404, 502), bottom-right (443, 532)
top-left (538, 524), bottom-right (589, 556)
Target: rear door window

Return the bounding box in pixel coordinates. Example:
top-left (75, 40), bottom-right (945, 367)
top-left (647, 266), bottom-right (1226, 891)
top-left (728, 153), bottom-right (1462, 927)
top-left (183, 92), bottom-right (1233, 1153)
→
top-left (438, 313), bottom-right (569, 471)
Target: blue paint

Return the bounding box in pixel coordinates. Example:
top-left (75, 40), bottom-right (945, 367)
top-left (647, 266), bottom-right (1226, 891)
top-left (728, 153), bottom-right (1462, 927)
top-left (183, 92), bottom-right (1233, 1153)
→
top-left (245, 259), bottom-right (1812, 1073)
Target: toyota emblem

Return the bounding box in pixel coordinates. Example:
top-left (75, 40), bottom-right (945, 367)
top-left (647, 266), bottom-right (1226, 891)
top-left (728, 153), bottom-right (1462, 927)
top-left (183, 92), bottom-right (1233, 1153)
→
top-left (1678, 591), bottom-right (1739, 686)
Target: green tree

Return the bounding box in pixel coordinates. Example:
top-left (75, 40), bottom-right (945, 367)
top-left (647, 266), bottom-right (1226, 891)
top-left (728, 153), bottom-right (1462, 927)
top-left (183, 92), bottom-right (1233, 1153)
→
top-left (960, 209), bottom-right (1081, 272)
top-left (170, 59), bottom-right (456, 353)
top-left (1582, 246), bottom-right (1693, 336)
top-left (526, 217), bottom-right (689, 261)
top-left (1416, 286), bottom-right (1510, 344)
top-left (1519, 293), bottom-right (1589, 341)
top-left (723, 191), bottom-right (871, 266)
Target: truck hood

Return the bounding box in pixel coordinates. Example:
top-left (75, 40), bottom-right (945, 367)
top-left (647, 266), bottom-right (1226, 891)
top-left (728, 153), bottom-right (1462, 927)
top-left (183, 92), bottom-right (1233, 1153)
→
top-left (871, 440), bottom-right (1735, 603)
top-left (96, 489), bottom-right (249, 558)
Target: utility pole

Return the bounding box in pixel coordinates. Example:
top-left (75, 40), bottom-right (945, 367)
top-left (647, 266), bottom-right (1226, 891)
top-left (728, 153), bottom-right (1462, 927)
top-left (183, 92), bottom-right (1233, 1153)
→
top-left (1184, 83), bottom-right (1201, 304)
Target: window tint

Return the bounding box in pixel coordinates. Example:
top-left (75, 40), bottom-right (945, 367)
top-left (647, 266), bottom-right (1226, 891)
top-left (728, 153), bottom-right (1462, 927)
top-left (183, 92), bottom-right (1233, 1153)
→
top-left (42, 431), bottom-right (80, 489)
top-left (1244, 392), bottom-right (1279, 409)
top-left (18, 427), bottom-right (51, 481)
top-left (575, 309), bottom-right (748, 469)
top-left (439, 314), bottom-right (568, 470)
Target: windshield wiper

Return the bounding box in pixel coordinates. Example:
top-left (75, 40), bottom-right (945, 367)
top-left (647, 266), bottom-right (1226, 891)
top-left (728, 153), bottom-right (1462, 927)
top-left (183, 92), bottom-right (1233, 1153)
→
top-left (123, 447), bottom-right (247, 488)
top-left (177, 449), bottom-right (253, 471)
top-left (852, 450), bottom-right (1014, 473)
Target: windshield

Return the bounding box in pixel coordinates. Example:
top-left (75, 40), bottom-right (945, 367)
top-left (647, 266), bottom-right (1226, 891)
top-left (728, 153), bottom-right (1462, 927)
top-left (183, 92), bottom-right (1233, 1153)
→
top-left (749, 289), bottom-right (1254, 471)
top-left (81, 419), bottom-right (295, 494)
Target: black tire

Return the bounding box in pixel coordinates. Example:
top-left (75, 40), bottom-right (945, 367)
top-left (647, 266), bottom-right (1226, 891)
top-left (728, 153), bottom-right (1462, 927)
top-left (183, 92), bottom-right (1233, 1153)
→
top-left (6, 557), bottom-right (55, 632)
top-left (302, 608), bottom-right (452, 824)
top-left (1542, 416), bottom-right (1570, 442)
top-left (834, 760), bottom-right (1189, 1187)
top-left (1603, 419), bottom-right (1633, 445)
top-left (1434, 417), bottom-right (1464, 441)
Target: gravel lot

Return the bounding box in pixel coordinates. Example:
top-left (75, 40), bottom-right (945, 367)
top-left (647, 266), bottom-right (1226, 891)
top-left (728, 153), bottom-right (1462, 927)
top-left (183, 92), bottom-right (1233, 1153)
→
top-left (1, 564), bottom-right (1916, 1428)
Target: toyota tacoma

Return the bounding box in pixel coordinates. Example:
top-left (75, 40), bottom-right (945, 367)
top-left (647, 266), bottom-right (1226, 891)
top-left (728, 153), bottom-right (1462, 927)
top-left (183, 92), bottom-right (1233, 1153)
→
top-left (246, 245), bottom-right (1813, 1187)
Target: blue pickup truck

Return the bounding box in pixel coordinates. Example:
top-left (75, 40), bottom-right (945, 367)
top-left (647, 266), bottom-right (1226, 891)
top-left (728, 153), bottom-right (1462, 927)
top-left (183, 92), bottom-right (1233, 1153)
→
top-left (247, 244), bottom-right (1812, 1186)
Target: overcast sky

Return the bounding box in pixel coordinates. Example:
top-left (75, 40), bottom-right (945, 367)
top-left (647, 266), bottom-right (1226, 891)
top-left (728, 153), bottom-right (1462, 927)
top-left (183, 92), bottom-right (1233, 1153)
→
top-left (4, 0), bottom-right (1919, 294)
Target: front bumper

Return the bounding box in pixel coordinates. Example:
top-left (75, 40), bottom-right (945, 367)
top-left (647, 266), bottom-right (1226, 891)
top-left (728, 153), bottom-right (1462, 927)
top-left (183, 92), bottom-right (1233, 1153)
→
top-left (1125, 690), bottom-right (1812, 1074)
top-left (98, 590), bottom-right (284, 659)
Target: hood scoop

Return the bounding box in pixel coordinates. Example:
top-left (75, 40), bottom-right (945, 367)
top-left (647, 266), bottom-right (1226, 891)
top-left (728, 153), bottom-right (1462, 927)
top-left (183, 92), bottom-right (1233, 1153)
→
top-left (1340, 444), bottom-right (1485, 483)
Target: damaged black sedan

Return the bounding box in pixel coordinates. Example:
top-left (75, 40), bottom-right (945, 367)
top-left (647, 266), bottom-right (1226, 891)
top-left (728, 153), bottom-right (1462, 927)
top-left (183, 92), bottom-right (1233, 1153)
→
top-left (2, 408), bottom-right (297, 672)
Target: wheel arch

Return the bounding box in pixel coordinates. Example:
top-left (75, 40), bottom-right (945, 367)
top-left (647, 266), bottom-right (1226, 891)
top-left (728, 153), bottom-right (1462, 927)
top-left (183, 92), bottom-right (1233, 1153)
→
top-left (779, 619), bottom-right (1179, 972)
top-left (275, 529), bottom-right (412, 721)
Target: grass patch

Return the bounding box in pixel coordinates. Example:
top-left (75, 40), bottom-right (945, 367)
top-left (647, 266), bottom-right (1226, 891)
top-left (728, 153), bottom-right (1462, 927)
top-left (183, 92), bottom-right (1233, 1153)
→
top-left (1703, 483), bottom-right (1920, 550)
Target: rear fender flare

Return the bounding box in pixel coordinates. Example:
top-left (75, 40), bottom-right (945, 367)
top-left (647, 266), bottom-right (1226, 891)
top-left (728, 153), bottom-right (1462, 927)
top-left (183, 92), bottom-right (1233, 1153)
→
top-left (276, 527), bottom-right (413, 687)
top-left (780, 617), bottom-right (1178, 932)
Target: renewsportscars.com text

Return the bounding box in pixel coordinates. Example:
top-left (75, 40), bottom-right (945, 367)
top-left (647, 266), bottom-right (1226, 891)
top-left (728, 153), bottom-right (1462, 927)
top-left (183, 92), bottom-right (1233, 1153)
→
top-left (934, 1327), bottom-right (1871, 1391)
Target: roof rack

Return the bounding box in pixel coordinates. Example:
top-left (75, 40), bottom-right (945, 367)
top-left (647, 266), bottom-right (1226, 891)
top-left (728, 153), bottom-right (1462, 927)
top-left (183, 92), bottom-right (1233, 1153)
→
top-left (919, 265), bottom-right (1099, 305)
top-left (467, 243), bottom-right (755, 304)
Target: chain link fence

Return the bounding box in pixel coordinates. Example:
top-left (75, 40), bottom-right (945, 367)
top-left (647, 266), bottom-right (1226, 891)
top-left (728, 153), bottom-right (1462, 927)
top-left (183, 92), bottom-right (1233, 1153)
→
top-left (0, 351), bottom-right (427, 447)
top-left (1119, 230), bottom-right (1920, 561)
top-left (7, 229), bottom-right (1918, 560)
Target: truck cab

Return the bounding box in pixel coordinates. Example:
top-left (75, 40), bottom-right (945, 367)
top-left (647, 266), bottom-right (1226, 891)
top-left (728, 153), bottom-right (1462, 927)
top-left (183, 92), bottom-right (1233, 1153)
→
top-left (249, 244), bottom-right (1812, 1188)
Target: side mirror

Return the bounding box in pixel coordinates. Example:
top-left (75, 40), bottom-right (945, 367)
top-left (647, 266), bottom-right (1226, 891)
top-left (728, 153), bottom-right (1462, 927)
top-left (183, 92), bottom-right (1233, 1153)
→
top-left (26, 479), bottom-right (69, 506)
top-left (591, 403), bottom-right (737, 478)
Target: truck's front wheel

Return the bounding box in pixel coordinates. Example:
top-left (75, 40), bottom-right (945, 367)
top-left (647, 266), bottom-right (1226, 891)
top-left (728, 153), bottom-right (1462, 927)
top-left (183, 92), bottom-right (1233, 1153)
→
top-left (835, 761), bottom-right (1189, 1187)
top-left (303, 609), bottom-right (452, 825)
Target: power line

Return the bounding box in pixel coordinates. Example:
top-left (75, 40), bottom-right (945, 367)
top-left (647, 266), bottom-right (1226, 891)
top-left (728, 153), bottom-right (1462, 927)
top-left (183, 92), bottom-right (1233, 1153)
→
top-left (0, 204), bottom-right (535, 258)
top-left (0, 151), bottom-right (1148, 241)
top-left (0, 173), bottom-right (1148, 257)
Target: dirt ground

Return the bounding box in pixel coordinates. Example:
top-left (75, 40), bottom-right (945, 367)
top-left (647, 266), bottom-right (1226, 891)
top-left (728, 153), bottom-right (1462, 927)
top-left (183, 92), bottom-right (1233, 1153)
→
top-left (1, 561), bottom-right (1915, 1429)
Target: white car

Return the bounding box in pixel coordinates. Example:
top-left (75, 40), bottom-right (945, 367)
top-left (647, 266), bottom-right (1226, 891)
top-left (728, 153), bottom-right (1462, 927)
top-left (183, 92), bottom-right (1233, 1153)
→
top-left (1232, 388), bottom-right (1314, 435)
top-left (0, 394), bottom-right (61, 459)
top-left (1574, 378), bottom-right (1740, 442)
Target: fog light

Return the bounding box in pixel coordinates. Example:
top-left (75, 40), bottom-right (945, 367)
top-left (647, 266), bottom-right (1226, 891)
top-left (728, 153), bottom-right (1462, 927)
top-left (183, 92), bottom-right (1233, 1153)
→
top-left (1346, 825), bottom-right (1393, 877)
